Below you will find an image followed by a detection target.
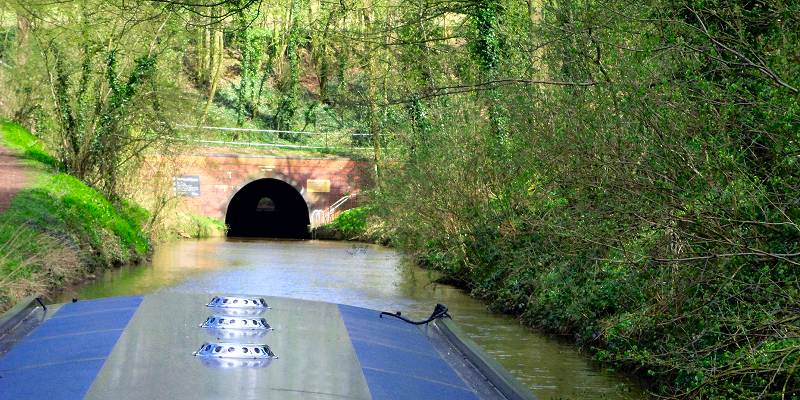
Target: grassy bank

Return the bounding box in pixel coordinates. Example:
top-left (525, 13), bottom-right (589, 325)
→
top-left (0, 121), bottom-right (150, 311)
top-left (152, 212), bottom-right (227, 241)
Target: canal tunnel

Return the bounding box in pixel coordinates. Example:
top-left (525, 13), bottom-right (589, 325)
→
top-left (225, 178), bottom-right (311, 239)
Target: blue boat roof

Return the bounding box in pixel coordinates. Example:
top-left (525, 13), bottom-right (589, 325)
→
top-left (0, 293), bottom-right (533, 400)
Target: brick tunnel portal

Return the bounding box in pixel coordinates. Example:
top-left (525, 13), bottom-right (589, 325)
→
top-left (225, 178), bottom-right (311, 239)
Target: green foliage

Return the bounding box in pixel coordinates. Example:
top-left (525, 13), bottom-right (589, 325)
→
top-left (1, 2), bottom-right (180, 198)
top-left (0, 120), bottom-right (59, 168)
top-left (372, 0), bottom-right (800, 398)
top-left (0, 27), bottom-right (15, 59)
top-left (51, 45), bottom-right (159, 196)
top-left (234, 15), bottom-right (267, 126)
top-left (326, 206), bottom-right (369, 238)
top-left (274, 13), bottom-right (302, 136)
top-left (469, 0), bottom-right (503, 73)
top-left (185, 215), bottom-right (227, 239)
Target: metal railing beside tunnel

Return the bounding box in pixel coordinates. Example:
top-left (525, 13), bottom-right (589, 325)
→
top-left (310, 193), bottom-right (356, 228)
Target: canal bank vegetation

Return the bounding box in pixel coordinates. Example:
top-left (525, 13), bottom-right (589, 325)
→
top-left (145, 203), bottom-right (227, 241)
top-left (0, 121), bottom-right (150, 310)
top-left (161, 214), bottom-right (227, 240)
top-left (314, 207), bottom-right (386, 242)
top-left (364, 2), bottom-right (800, 399)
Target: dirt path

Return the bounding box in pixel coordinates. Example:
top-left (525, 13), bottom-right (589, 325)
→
top-left (0, 145), bottom-right (30, 212)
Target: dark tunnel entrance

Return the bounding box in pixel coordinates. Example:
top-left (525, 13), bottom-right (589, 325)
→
top-left (225, 178), bottom-right (310, 239)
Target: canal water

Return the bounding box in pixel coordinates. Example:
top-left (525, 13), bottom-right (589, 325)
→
top-left (58, 239), bottom-right (646, 400)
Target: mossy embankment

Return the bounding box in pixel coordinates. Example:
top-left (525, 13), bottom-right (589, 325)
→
top-left (0, 121), bottom-right (150, 311)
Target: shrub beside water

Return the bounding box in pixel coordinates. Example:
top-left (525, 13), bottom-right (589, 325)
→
top-left (327, 207), bottom-right (369, 238)
top-left (316, 207), bottom-right (387, 243)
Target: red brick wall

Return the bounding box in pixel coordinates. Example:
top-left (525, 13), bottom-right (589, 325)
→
top-left (142, 154), bottom-right (371, 219)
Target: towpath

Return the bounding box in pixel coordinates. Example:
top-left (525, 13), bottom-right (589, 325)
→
top-left (0, 145), bottom-right (30, 212)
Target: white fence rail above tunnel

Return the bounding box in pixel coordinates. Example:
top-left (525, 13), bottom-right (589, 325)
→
top-left (171, 124), bottom-right (397, 154)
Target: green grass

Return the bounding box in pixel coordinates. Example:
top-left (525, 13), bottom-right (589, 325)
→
top-left (0, 121), bottom-right (60, 168)
top-left (0, 120), bottom-right (150, 310)
top-left (172, 214), bottom-right (227, 239)
top-left (188, 215), bottom-right (227, 238)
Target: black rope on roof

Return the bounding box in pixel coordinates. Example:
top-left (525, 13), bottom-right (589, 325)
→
top-left (379, 303), bottom-right (451, 325)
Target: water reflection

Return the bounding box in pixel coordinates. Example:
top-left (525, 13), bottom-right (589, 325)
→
top-left (59, 238), bottom-right (647, 400)
top-left (196, 357), bottom-right (274, 369)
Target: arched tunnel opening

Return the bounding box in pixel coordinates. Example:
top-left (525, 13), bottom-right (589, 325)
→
top-left (225, 178), bottom-right (310, 239)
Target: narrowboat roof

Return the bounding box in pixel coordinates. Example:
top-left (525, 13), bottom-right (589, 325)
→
top-left (0, 293), bottom-right (536, 400)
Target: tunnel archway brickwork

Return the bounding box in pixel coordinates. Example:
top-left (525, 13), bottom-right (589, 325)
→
top-left (140, 154), bottom-right (370, 235)
top-left (225, 178), bottom-right (311, 239)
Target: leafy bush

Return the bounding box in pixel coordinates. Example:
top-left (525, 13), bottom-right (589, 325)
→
top-left (326, 207), bottom-right (369, 238)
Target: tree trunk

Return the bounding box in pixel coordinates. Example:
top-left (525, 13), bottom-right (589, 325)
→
top-left (15, 14), bottom-right (30, 67)
top-left (526, 0), bottom-right (541, 79)
top-left (364, 3), bottom-right (381, 184)
top-left (201, 28), bottom-right (224, 123)
top-left (200, 26), bottom-right (211, 84)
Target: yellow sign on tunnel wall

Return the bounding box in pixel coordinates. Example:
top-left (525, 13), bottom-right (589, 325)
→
top-left (307, 179), bottom-right (331, 193)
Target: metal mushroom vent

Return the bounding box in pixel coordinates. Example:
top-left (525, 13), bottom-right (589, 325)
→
top-left (198, 358), bottom-right (273, 369)
top-left (209, 307), bottom-right (264, 317)
top-left (194, 342), bottom-right (277, 359)
top-left (195, 297), bottom-right (277, 368)
top-left (201, 316), bottom-right (272, 330)
top-left (207, 296), bottom-right (269, 309)
top-left (203, 327), bottom-right (269, 340)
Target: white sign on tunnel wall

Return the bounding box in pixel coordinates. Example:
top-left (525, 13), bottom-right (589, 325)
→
top-left (174, 176), bottom-right (201, 197)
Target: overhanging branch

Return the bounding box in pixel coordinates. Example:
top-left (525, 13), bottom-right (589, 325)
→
top-left (388, 78), bottom-right (598, 106)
